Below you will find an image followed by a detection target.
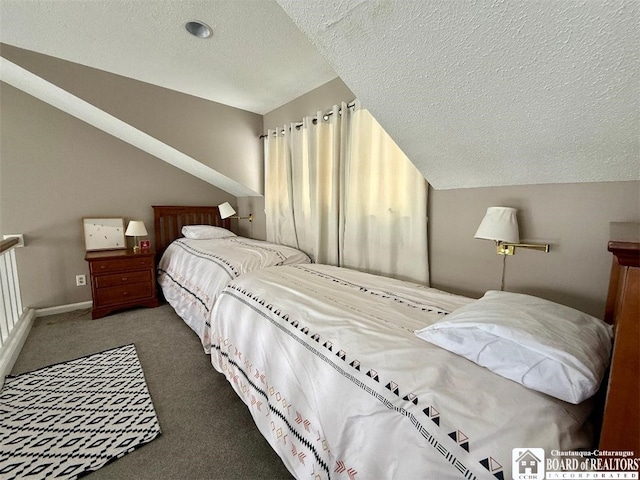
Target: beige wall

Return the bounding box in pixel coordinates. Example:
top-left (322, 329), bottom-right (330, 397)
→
top-left (429, 182), bottom-right (640, 318)
top-left (1, 44), bottom-right (264, 195)
top-left (236, 196), bottom-right (266, 240)
top-left (1, 82), bottom-right (236, 309)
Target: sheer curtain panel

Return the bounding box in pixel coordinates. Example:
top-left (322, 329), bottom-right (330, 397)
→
top-left (264, 129), bottom-right (297, 248)
top-left (342, 109), bottom-right (428, 284)
top-left (265, 101), bottom-right (429, 284)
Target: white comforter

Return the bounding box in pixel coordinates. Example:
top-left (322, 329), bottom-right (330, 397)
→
top-left (210, 264), bottom-right (593, 480)
top-left (157, 237), bottom-right (310, 352)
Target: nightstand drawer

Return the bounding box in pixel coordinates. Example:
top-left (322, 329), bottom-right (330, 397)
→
top-left (96, 283), bottom-right (152, 306)
top-left (90, 256), bottom-right (154, 274)
top-left (95, 270), bottom-right (151, 288)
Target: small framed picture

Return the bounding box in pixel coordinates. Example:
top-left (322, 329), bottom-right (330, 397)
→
top-left (82, 217), bottom-right (126, 251)
top-left (139, 240), bottom-right (151, 252)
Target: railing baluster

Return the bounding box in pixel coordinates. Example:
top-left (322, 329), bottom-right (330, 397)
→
top-left (0, 254), bottom-right (11, 344)
top-left (8, 249), bottom-right (22, 319)
top-left (0, 239), bottom-right (25, 349)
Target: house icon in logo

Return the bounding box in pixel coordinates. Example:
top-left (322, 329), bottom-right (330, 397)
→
top-left (516, 449), bottom-right (542, 475)
top-left (512, 447), bottom-right (545, 480)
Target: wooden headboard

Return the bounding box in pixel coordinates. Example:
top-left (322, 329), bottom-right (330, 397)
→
top-left (598, 222), bottom-right (639, 453)
top-left (152, 205), bottom-right (231, 257)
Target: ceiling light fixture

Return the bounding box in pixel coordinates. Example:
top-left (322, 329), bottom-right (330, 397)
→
top-left (185, 21), bottom-right (212, 39)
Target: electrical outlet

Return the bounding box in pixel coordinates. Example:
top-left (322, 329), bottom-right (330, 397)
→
top-left (76, 274), bottom-right (86, 287)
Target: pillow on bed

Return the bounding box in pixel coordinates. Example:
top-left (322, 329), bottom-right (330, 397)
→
top-left (414, 290), bottom-right (613, 404)
top-left (181, 225), bottom-right (236, 239)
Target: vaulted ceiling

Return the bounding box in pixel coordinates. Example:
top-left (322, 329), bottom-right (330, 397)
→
top-left (278, 0), bottom-right (639, 189)
top-left (1, 0), bottom-right (638, 192)
top-left (0, 0), bottom-right (337, 114)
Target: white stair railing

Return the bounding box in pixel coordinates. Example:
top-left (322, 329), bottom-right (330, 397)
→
top-left (0, 237), bottom-right (23, 347)
top-left (0, 236), bottom-right (34, 388)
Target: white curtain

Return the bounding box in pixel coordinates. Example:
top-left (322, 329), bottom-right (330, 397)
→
top-left (342, 109), bottom-right (429, 284)
top-left (265, 101), bottom-right (429, 284)
top-left (265, 103), bottom-right (347, 265)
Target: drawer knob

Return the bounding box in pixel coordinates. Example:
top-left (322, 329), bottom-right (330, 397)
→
top-left (123, 292), bottom-right (128, 296)
top-left (122, 277), bottom-right (128, 282)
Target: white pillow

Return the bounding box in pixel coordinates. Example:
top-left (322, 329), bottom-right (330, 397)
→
top-left (181, 225), bottom-right (236, 240)
top-left (414, 290), bottom-right (613, 404)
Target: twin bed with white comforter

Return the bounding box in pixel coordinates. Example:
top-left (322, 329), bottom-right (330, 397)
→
top-left (153, 206), bottom-right (618, 480)
top-left (157, 229), bottom-right (310, 352)
top-left (209, 264), bottom-right (607, 480)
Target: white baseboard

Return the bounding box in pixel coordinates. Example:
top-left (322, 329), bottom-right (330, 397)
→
top-left (0, 308), bottom-right (36, 389)
top-left (0, 302), bottom-right (93, 388)
top-left (36, 301), bottom-right (92, 317)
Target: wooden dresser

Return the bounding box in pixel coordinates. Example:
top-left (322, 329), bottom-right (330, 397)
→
top-left (85, 248), bottom-right (159, 319)
top-left (599, 222), bottom-right (639, 452)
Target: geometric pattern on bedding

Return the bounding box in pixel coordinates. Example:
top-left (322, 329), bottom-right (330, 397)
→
top-left (210, 264), bottom-right (593, 480)
top-left (158, 238), bottom-right (311, 354)
top-left (216, 281), bottom-right (503, 480)
top-left (161, 237), bottom-right (294, 315)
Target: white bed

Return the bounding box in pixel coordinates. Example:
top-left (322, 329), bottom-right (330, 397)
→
top-left (209, 264), bottom-right (609, 480)
top-left (157, 234), bottom-right (310, 352)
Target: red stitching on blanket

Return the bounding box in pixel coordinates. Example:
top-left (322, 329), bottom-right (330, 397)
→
top-left (216, 339), bottom-right (360, 479)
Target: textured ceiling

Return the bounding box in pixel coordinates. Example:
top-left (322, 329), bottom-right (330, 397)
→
top-left (278, 0), bottom-right (640, 189)
top-left (1, 0), bottom-right (638, 191)
top-left (0, 0), bottom-right (337, 115)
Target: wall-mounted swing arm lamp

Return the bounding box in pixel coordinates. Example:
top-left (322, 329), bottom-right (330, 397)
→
top-left (474, 207), bottom-right (550, 255)
top-left (474, 207), bottom-right (550, 290)
top-left (218, 202), bottom-right (253, 222)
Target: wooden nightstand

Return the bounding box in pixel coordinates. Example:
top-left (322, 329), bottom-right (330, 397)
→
top-left (85, 248), bottom-right (159, 319)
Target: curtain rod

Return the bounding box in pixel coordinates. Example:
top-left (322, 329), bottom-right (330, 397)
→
top-left (259, 100), bottom-right (357, 139)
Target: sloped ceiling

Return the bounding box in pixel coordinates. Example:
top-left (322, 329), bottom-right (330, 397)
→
top-left (1, 0), bottom-right (638, 192)
top-left (1, 56), bottom-right (260, 196)
top-left (278, 0), bottom-right (640, 189)
top-left (0, 0), bottom-right (337, 115)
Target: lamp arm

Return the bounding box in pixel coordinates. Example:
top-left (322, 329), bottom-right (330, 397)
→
top-left (494, 241), bottom-right (550, 255)
top-left (228, 214), bottom-right (253, 222)
top-left (502, 242), bottom-right (550, 253)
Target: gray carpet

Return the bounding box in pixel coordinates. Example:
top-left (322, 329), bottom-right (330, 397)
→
top-left (10, 304), bottom-right (294, 480)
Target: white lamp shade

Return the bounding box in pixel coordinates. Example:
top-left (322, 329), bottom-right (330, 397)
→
top-left (474, 207), bottom-right (519, 243)
top-left (218, 202), bottom-right (236, 219)
top-left (125, 220), bottom-right (148, 237)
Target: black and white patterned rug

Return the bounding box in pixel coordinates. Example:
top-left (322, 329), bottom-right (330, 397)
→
top-left (0, 344), bottom-right (162, 479)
